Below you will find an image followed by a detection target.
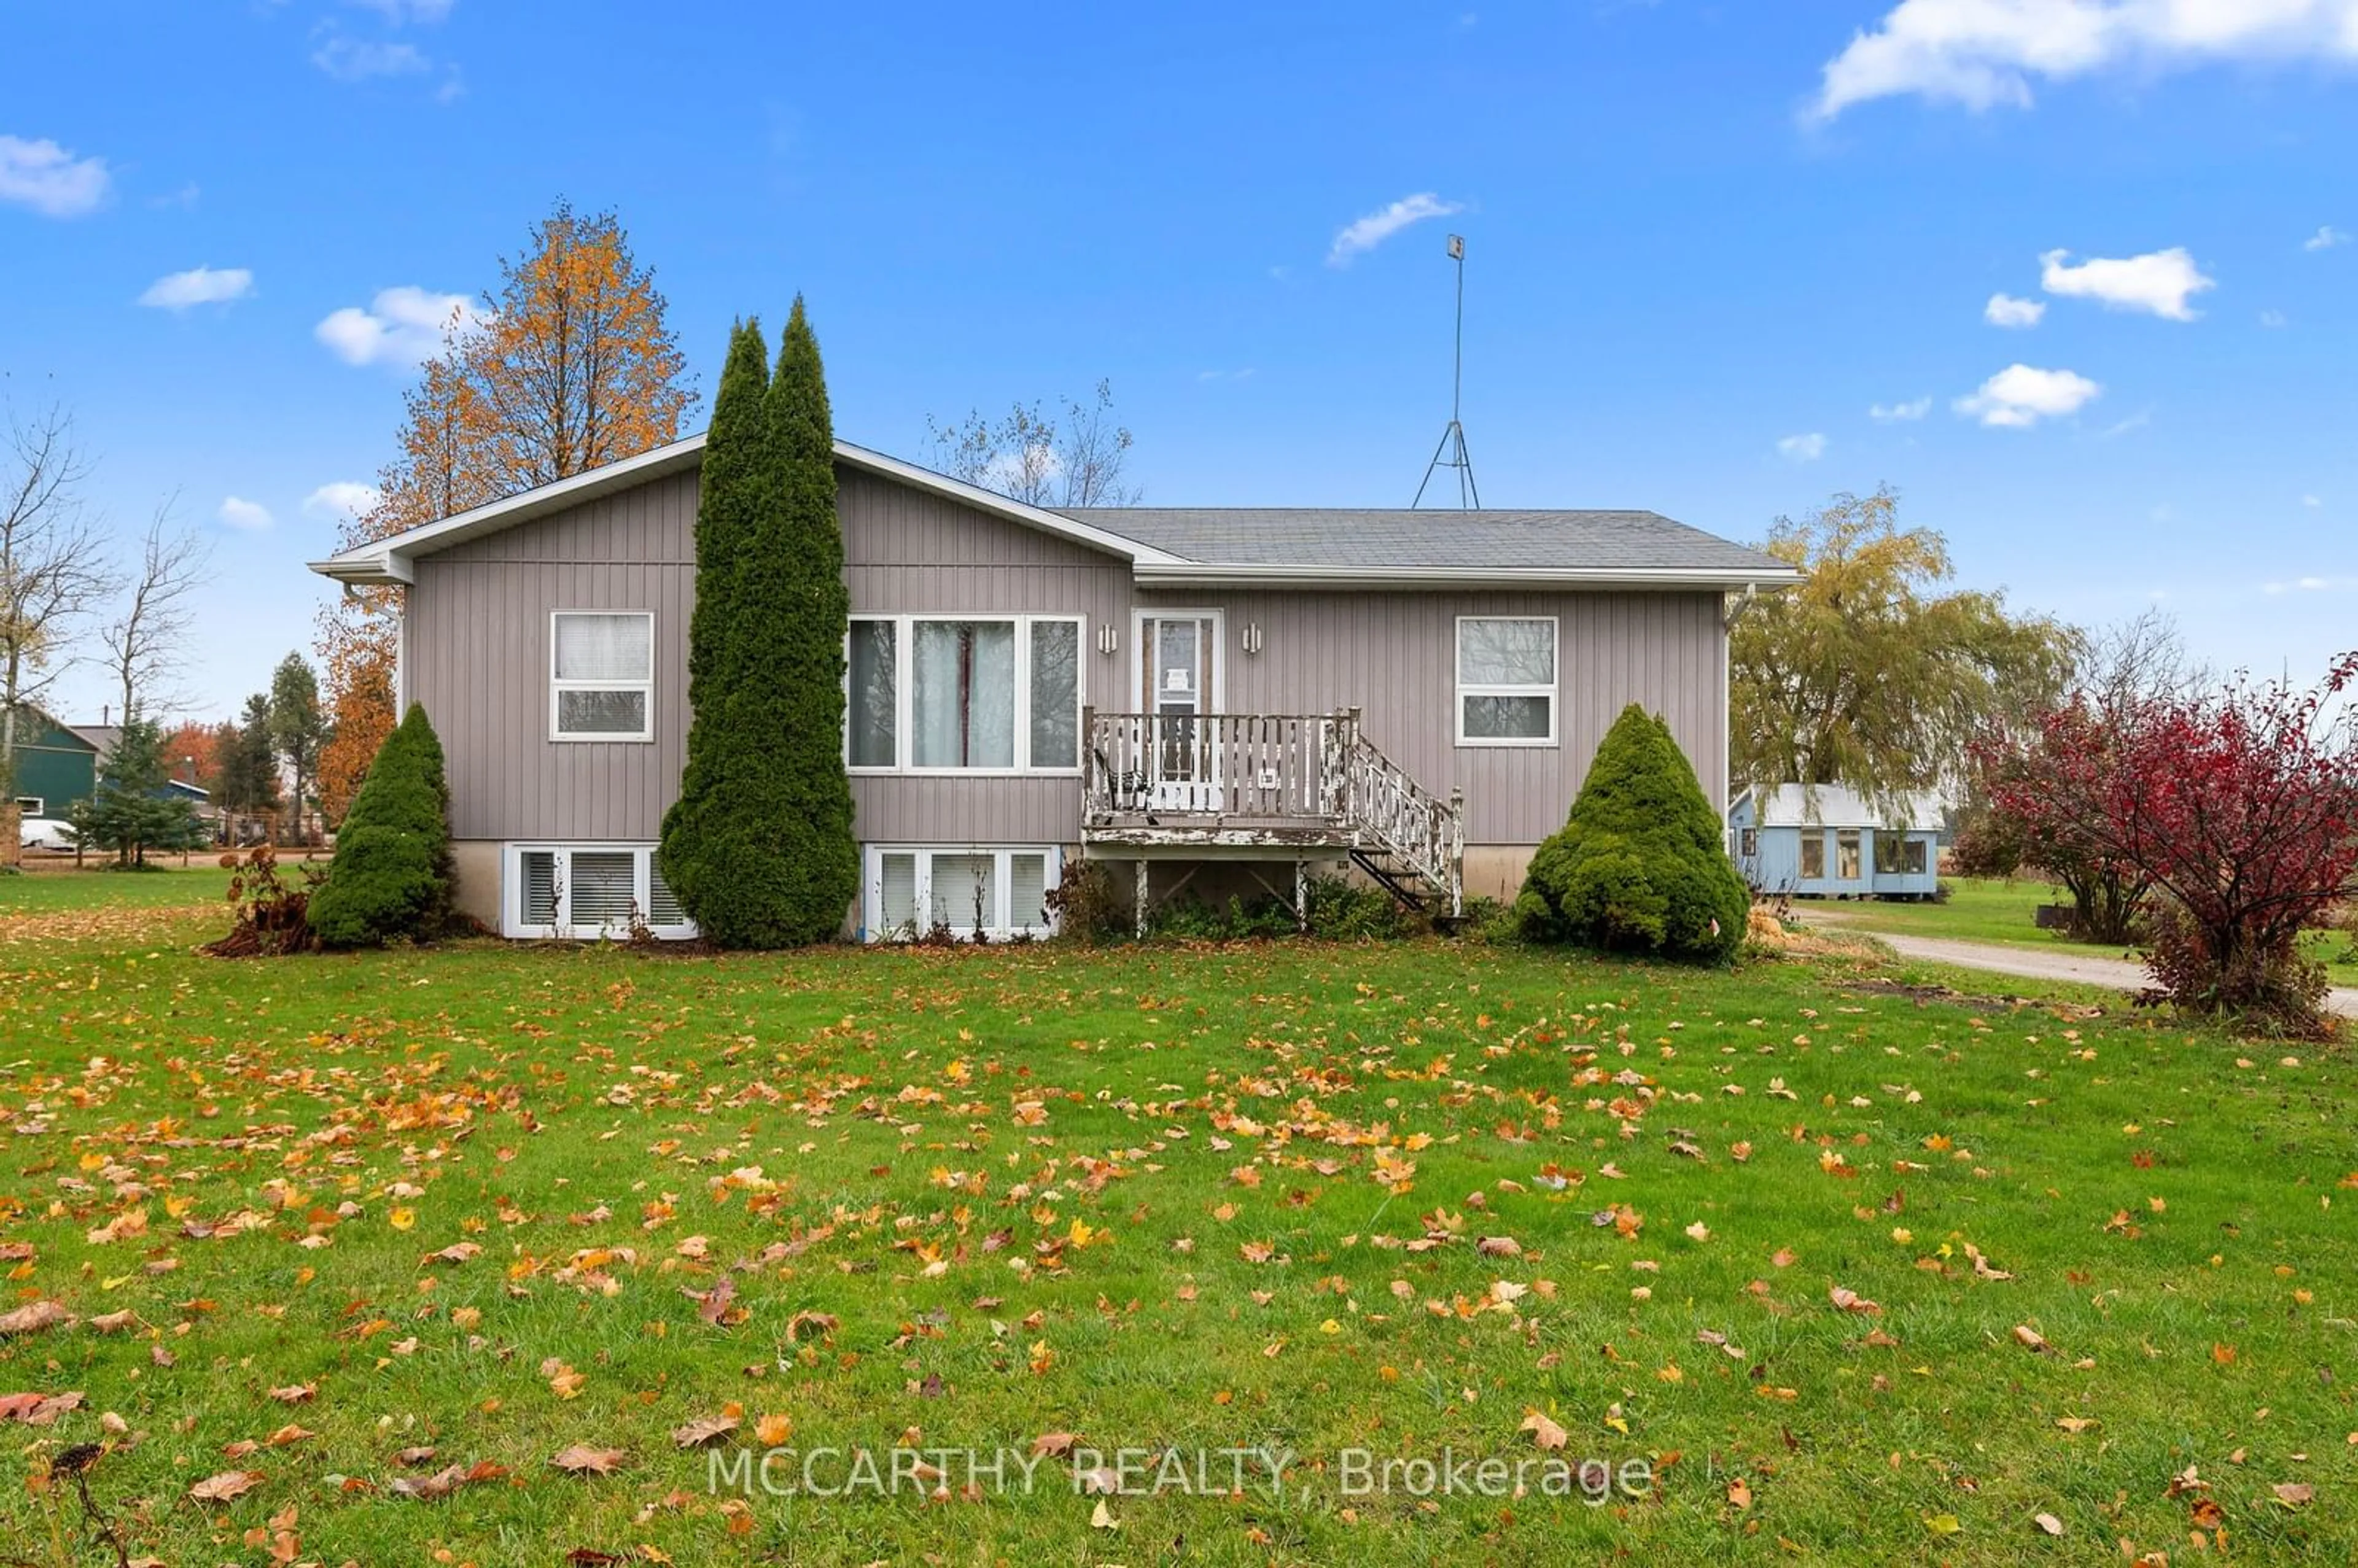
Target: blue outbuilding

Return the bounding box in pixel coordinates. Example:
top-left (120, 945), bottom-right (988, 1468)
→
top-left (1728, 785), bottom-right (1944, 900)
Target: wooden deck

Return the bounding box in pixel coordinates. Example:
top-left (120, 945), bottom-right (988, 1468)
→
top-left (1081, 709), bottom-right (1464, 925)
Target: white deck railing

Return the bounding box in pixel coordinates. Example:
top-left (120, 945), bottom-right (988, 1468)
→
top-left (1083, 708), bottom-right (1464, 915)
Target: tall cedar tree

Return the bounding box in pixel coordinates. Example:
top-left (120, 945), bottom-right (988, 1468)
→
top-left (315, 201), bottom-right (696, 818)
top-left (308, 704), bottom-right (454, 948)
top-left (658, 303), bottom-right (859, 945)
top-left (1517, 705), bottom-right (1749, 962)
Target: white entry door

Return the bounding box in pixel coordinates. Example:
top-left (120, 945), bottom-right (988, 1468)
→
top-left (1138, 612), bottom-right (1222, 812)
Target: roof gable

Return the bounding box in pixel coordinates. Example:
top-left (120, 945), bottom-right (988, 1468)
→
top-left (309, 437), bottom-right (1179, 586)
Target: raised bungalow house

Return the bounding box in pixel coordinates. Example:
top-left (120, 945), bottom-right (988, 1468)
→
top-left (308, 436), bottom-right (1794, 941)
top-left (1728, 784), bottom-right (1944, 900)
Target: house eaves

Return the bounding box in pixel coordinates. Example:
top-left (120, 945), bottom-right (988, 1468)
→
top-left (305, 435), bottom-right (1186, 587)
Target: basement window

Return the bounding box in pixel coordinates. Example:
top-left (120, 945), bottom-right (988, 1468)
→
top-left (863, 846), bottom-right (1059, 941)
top-left (505, 844), bottom-right (695, 939)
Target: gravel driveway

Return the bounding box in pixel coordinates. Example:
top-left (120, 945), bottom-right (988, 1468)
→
top-left (1808, 916), bottom-right (2358, 1021)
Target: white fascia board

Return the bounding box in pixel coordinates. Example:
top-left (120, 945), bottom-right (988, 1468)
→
top-left (1130, 562), bottom-right (1805, 591)
top-left (302, 433), bottom-right (1183, 586)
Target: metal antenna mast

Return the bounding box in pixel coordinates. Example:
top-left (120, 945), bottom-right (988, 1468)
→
top-left (1413, 232), bottom-right (1481, 509)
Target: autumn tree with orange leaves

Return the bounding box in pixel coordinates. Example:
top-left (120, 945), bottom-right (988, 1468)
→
top-left (315, 201), bottom-right (696, 821)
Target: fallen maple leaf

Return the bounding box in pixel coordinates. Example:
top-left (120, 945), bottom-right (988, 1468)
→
top-left (755, 1412), bottom-right (792, 1445)
top-left (551, 1445), bottom-right (626, 1476)
top-left (2033, 1512), bottom-right (2065, 1537)
top-left (1032, 1430), bottom-right (1080, 1457)
top-left (189, 1469), bottom-right (267, 1504)
top-left (671, 1409), bottom-right (741, 1448)
top-left (2012, 1324), bottom-right (2052, 1354)
top-left (0, 1300), bottom-right (73, 1336)
top-left (1475, 1236), bottom-right (1522, 1258)
top-left (267, 1384), bottom-right (316, 1405)
top-left (2271, 1481), bottom-right (2315, 1507)
top-left (1519, 1409), bottom-right (1568, 1450)
top-left (391, 1460), bottom-right (506, 1501)
top-left (1828, 1286), bottom-right (1881, 1315)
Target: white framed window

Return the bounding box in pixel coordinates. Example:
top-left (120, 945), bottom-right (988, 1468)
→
top-left (13, 797), bottom-right (41, 815)
top-left (551, 611), bottom-right (655, 742)
top-left (502, 843), bottom-right (695, 939)
top-left (862, 845), bottom-right (1060, 941)
top-left (844, 616), bottom-right (1083, 775)
top-left (1455, 616), bottom-right (1557, 746)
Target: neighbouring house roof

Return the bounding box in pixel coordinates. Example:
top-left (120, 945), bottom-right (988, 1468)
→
top-left (308, 433), bottom-right (1798, 593)
top-left (66, 724), bottom-right (121, 760)
top-left (1738, 784), bottom-right (1946, 833)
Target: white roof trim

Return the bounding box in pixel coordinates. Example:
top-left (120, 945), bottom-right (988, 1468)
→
top-left (1132, 562), bottom-right (1804, 591)
top-left (306, 434), bottom-right (1186, 586)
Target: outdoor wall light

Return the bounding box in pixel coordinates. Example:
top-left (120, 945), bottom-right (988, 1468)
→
top-left (1241, 622), bottom-right (1264, 656)
top-left (1095, 625), bottom-right (1119, 656)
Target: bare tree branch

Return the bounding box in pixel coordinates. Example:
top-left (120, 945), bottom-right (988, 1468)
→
top-left (0, 402), bottom-right (118, 797)
top-left (98, 494), bottom-right (212, 724)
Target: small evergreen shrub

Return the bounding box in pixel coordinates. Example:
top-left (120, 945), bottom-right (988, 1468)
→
top-left (1516, 704), bottom-right (1749, 963)
top-left (307, 704), bottom-right (453, 949)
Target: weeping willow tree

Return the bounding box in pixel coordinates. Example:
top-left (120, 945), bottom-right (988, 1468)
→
top-left (1729, 487), bottom-right (2079, 810)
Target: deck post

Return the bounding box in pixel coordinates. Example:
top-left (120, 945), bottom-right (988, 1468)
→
top-left (1134, 858), bottom-right (1149, 939)
top-left (1294, 857), bottom-right (1308, 933)
top-left (1081, 704), bottom-right (1097, 820)
top-left (1448, 783), bottom-right (1466, 920)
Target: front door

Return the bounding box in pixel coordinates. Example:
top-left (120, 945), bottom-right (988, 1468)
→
top-left (1138, 613), bottom-right (1221, 812)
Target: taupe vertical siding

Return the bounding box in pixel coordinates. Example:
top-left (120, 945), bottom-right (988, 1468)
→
top-left (406, 455), bottom-right (1728, 852)
top-left (839, 472), bottom-right (1127, 843)
top-left (412, 468), bottom-right (699, 843)
top-left (1137, 588), bottom-right (1726, 845)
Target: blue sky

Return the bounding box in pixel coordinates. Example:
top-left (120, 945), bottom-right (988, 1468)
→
top-left (4, 0), bottom-right (2353, 721)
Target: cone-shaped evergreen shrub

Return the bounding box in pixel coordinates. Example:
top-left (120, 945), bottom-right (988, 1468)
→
top-left (657, 300), bottom-right (860, 946)
top-left (1516, 704), bottom-right (1749, 962)
top-left (308, 704), bottom-right (453, 948)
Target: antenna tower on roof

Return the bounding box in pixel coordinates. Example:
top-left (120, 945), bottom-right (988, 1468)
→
top-left (1412, 232), bottom-right (1481, 509)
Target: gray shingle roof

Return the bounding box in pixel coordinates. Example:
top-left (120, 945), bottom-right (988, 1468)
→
top-left (1055, 507), bottom-right (1783, 576)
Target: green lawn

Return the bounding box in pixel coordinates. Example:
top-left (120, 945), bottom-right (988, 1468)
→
top-left (0, 875), bottom-right (2354, 1564)
top-left (1819, 876), bottom-right (2358, 988)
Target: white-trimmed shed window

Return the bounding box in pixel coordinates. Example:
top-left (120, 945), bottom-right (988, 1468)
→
top-left (505, 844), bottom-right (695, 939)
top-left (551, 611), bottom-right (654, 741)
top-left (846, 616), bottom-right (1083, 774)
top-left (14, 797), bottom-right (42, 815)
top-left (1456, 616), bottom-right (1557, 745)
top-left (863, 846), bottom-right (1059, 941)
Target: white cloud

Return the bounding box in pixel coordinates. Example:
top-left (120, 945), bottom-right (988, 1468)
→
top-left (1777, 432), bottom-right (1829, 463)
top-left (303, 481), bottom-right (383, 522)
top-left (1328, 193), bottom-right (1465, 266)
top-left (314, 286), bottom-right (479, 367)
top-left (2260, 308), bottom-right (2289, 327)
top-left (0, 134), bottom-right (111, 218)
top-left (345, 0), bottom-right (456, 20)
top-left (1869, 396), bottom-right (1933, 422)
top-left (1954, 363), bottom-right (2103, 428)
top-left (2263, 574), bottom-right (2358, 594)
top-left (2302, 493), bottom-right (2324, 508)
top-left (1985, 292), bottom-right (2047, 328)
top-left (1812, 0), bottom-right (2358, 120)
top-left (2040, 246), bottom-right (2214, 320)
top-left (2304, 223), bottom-right (2349, 250)
top-left (137, 266), bottom-right (255, 311)
top-left (217, 496), bottom-right (274, 532)
top-left (311, 36), bottom-right (431, 81)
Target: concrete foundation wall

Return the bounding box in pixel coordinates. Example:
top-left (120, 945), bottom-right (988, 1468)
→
top-left (450, 840), bottom-right (504, 933)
